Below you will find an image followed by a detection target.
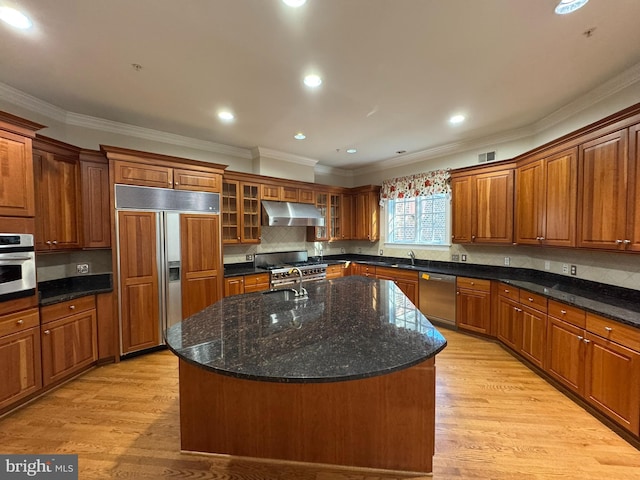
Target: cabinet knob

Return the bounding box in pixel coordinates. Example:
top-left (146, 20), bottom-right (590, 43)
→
top-left (471, 235), bottom-right (476, 241)
top-left (52, 240), bottom-right (58, 245)
top-left (577, 335), bottom-right (583, 341)
top-left (46, 241), bottom-right (52, 245)
top-left (528, 297), bottom-right (534, 302)
top-left (504, 289), bottom-right (509, 293)
top-left (560, 309), bottom-right (567, 315)
top-left (583, 339), bottom-right (590, 344)
top-left (604, 326), bottom-right (613, 332)
top-left (456, 291), bottom-right (460, 295)
top-left (69, 305), bottom-right (75, 310)
top-left (615, 239), bottom-right (623, 244)
top-left (44, 330), bottom-right (50, 335)
top-left (175, 182), bottom-right (179, 185)
top-left (16, 319), bottom-right (24, 325)
top-left (470, 281), bottom-right (474, 285)
top-left (168, 181), bottom-right (173, 186)
top-left (539, 237), bottom-right (545, 241)
top-left (623, 239), bottom-right (631, 245)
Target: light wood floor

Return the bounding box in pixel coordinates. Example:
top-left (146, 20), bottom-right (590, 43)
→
top-left (1, 329), bottom-right (638, 479)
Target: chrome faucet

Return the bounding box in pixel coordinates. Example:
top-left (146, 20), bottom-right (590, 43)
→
top-left (289, 267), bottom-right (308, 299)
top-left (408, 250), bottom-right (416, 266)
top-left (318, 243), bottom-right (324, 262)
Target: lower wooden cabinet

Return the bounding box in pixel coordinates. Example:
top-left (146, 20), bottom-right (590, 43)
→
top-left (40, 297), bottom-right (98, 387)
top-left (456, 277), bottom-right (491, 334)
top-left (375, 267), bottom-right (418, 306)
top-left (0, 308), bottom-right (42, 412)
top-left (325, 264), bottom-right (344, 279)
top-left (244, 273), bottom-right (269, 294)
top-left (224, 276), bottom-right (245, 297)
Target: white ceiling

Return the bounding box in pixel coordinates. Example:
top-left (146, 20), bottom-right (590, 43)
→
top-left (1, 0), bottom-right (640, 170)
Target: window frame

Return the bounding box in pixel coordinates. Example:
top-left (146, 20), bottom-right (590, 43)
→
top-left (383, 193), bottom-right (452, 248)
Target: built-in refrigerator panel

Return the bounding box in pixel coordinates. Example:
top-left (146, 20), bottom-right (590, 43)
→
top-left (165, 212), bottom-right (183, 331)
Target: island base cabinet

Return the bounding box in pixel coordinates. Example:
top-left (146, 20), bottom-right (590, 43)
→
top-left (178, 358), bottom-right (436, 474)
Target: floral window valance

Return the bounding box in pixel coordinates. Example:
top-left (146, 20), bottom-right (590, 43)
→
top-left (380, 169), bottom-right (451, 201)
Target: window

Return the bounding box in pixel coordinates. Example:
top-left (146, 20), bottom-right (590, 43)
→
top-left (387, 193), bottom-right (450, 246)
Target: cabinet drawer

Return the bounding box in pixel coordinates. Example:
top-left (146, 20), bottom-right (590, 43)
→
top-left (41, 295), bottom-right (96, 324)
top-left (0, 308), bottom-right (39, 337)
top-left (520, 290), bottom-right (548, 313)
top-left (587, 313), bottom-right (640, 352)
top-left (457, 277), bottom-right (490, 292)
top-left (497, 282), bottom-right (519, 301)
top-left (548, 300), bottom-right (585, 328)
top-left (244, 273), bottom-right (269, 287)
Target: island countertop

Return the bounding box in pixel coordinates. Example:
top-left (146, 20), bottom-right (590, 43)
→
top-left (166, 276), bottom-right (447, 383)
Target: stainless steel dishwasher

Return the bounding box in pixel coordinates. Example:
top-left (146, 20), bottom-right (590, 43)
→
top-left (418, 271), bottom-right (457, 328)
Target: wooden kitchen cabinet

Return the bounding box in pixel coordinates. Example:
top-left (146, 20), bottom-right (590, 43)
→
top-left (41, 297), bottom-right (97, 387)
top-left (353, 186), bottom-right (380, 242)
top-left (298, 188), bottom-right (315, 204)
top-left (375, 267), bottom-right (418, 305)
top-left (222, 180), bottom-right (261, 244)
top-left (260, 184), bottom-right (281, 201)
top-left (0, 308), bottom-right (41, 412)
top-left (180, 214), bottom-right (222, 319)
top-left (325, 264), bottom-right (345, 280)
top-left (113, 160), bottom-right (221, 192)
top-left (308, 191), bottom-right (330, 241)
top-left (80, 150), bottom-right (111, 248)
top-left (516, 148), bottom-right (577, 247)
top-left (328, 193), bottom-right (354, 241)
top-left (244, 273), bottom-right (270, 293)
top-left (451, 165), bottom-right (515, 244)
top-left (351, 263), bottom-right (376, 278)
top-left (578, 129), bottom-right (631, 251)
top-left (0, 112), bottom-right (43, 218)
top-left (456, 277), bottom-right (491, 334)
top-left (496, 284), bottom-right (547, 368)
top-left (224, 277), bottom-right (244, 297)
top-left (625, 123), bottom-right (640, 252)
top-left (33, 136), bottom-right (82, 251)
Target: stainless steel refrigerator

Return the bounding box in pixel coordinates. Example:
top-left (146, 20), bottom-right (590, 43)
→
top-left (115, 184), bottom-right (221, 356)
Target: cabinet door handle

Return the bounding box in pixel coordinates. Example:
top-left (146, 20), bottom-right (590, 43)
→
top-left (615, 239), bottom-right (623, 244)
top-left (604, 326), bottom-right (613, 332)
top-left (504, 289), bottom-right (509, 293)
top-left (623, 239), bottom-right (631, 245)
top-left (46, 240), bottom-right (52, 245)
top-left (69, 305), bottom-right (75, 310)
top-left (16, 319), bottom-right (24, 325)
top-left (44, 330), bottom-right (50, 335)
top-left (52, 240), bottom-right (58, 245)
top-left (539, 236), bottom-right (545, 241)
top-left (528, 297), bottom-right (534, 302)
top-left (560, 309), bottom-right (567, 315)
top-left (583, 339), bottom-right (591, 344)
top-left (577, 335), bottom-right (584, 341)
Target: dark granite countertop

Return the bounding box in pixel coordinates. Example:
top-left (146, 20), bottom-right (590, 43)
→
top-left (166, 276), bottom-right (447, 384)
top-left (38, 273), bottom-right (113, 306)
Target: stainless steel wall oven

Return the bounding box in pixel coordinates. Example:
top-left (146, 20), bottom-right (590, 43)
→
top-left (0, 233), bottom-right (36, 301)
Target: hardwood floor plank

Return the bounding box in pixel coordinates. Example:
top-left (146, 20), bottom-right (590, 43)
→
top-left (0, 328), bottom-right (638, 479)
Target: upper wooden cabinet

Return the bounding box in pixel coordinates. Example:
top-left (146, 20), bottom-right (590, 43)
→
top-left (329, 193), bottom-right (354, 241)
top-left (33, 136), bottom-right (82, 251)
top-left (516, 148), bottom-right (577, 247)
top-left (222, 179), bottom-right (261, 244)
top-left (577, 129), bottom-right (632, 251)
top-left (451, 165), bottom-right (514, 244)
top-left (353, 186), bottom-right (380, 242)
top-left (80, 150), bottom-right (111, 248)
top-left (0, 112), bottom-right (44, 218)
top-left (260, 184), bottom-right (298, 202)
top-left (103, 145), bottom-right (225, 193)
top-left (308, 191), bottom-right (330, 241)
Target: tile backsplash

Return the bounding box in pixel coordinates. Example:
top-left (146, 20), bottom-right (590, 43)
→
top-left (36, 250), bottom-right (112, 282)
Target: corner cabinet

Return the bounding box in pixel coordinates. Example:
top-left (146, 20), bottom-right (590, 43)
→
top-left (33, 136), bottom-right (83, 251)
top-left (0, 112), bottom-right (43, 218)
top-left (451, 165), bottom-right (515, 244)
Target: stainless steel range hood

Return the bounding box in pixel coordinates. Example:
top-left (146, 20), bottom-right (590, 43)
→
top-left (261, 200), bottom-right (325, 227)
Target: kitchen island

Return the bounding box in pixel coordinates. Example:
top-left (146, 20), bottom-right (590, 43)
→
top-left (166, 276), bottom-right (447, 474)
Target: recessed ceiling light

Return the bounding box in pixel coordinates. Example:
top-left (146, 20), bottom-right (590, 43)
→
top-left (304, 74), bottom-right (322, 88)
top-left (346, 148), bottom-right (357, 154)
top-left (282, 0), bottom-right (307, 7)
top-left (449, 114), bottom-right (465, 125)
top-left (294, 133), bottom-right (306, 140)
top-left (218, 111), bottom-right (235, 122)
top-left (0, 7), bottom-right (32, 29)
top-left (555, 0), bottom-right (589, 15)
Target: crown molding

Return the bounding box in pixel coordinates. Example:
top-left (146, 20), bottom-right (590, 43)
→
top-left (0, 82), bottom-right (67, 122)
top-left (252, 146), bottom-right (318, 167)
top-left (65, 112), bottom-right (252, 159)
top-left (0, 81), bottom-right (252, 160)
top-left (314, 163), bottom-right (355, 178)
top-left (533, 61), bottom-right (640, 133)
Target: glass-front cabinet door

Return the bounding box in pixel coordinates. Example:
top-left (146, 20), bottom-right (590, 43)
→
top-left (240, 182), bottom-right (261, 243)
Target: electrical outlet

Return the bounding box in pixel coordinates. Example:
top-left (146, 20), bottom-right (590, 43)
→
top-left (504, 257), bottom-right (510, 266)
top-left (461, 254), bottom-right (467, 262)
top-left (379, 249), bottom-right (383, 256)
top-left (358, 247), bottom-right (362, 254)
top-left (246, 254), bottom-right (253, 261)
top-left (451, 254), bottom-right (460, 262)
top-left (76, 263), bottom-right (89, 274)
top-left (544, 260), bottom-right (551, 270)
top-left (562, 263), bottom-right (569, 274)
top-left (570, 265), bottom-right (577, 276)
top-left (340, 247), bottom-right (345, 254)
